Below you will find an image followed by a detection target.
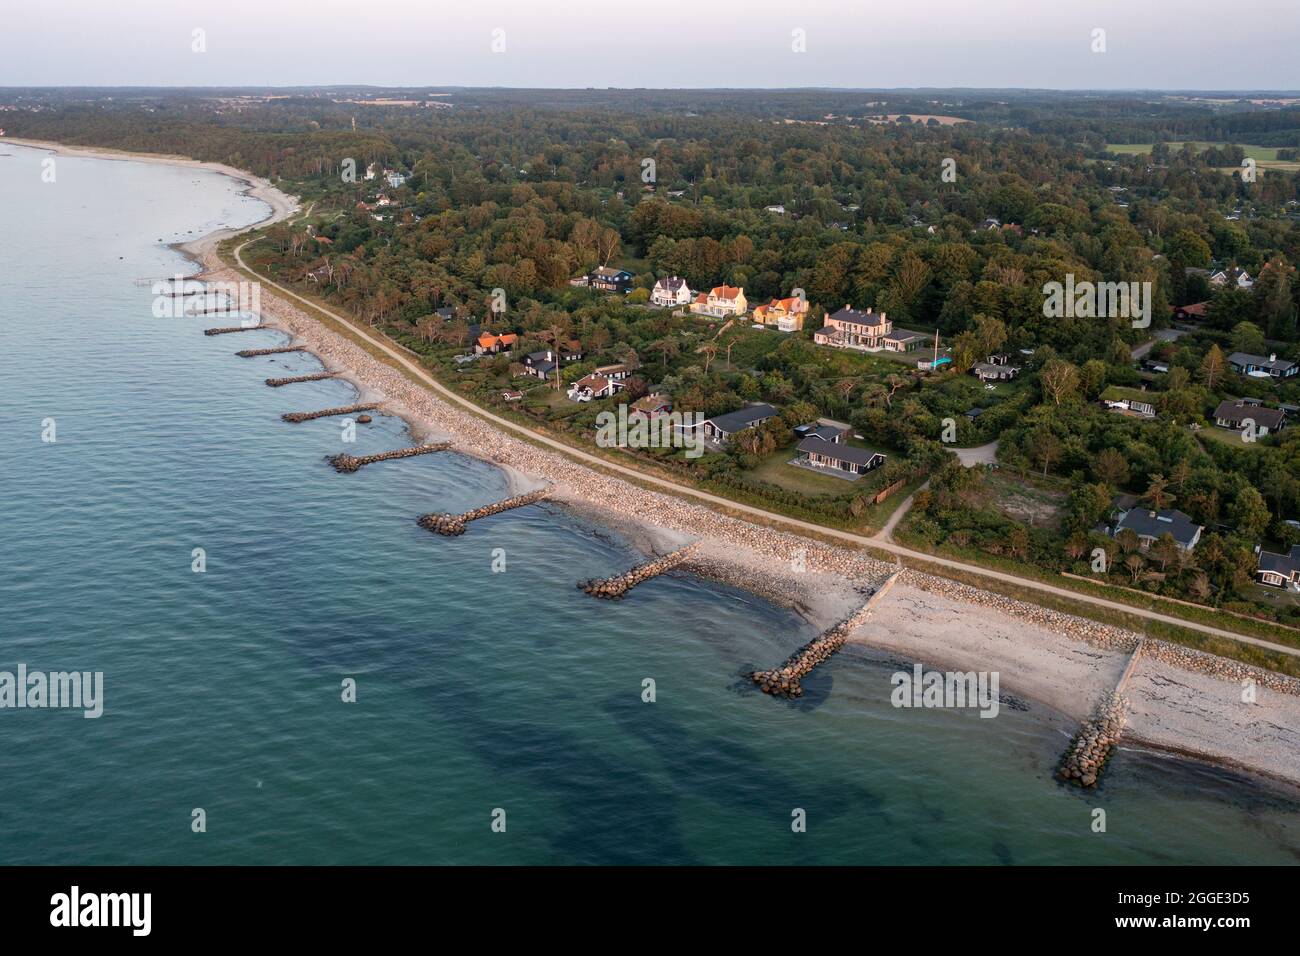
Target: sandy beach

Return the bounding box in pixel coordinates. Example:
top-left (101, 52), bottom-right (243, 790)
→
top-left (31, 138), bottom-right (1299, 790)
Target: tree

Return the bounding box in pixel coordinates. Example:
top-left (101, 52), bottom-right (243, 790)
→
top-left (1092, 447), bottom-right (1129, 488)
top-left (1143, 473), bottom-right (1174, 510)
top-left (972, 314), bottom-right (1007, 358)
top-left (1038, 358), bottom-right (1079, 406)
top-left (1230, 486), bottom-right (1271, 541)
top-left (1124, 551), bottom-right (1146, 584)
top-left (1027, 427), bottom-right (1062, 476)
top-left (1199, 344), bottom-right (1226, 389)
top-left (1150, 533), bottom-right (1180, 571)
top-left (1231, 321), bottom-right (1266, 357)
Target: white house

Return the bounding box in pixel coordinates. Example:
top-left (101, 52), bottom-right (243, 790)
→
top-left (651, 276), bottom-right (693, 308)
top-left (567, 374), bottom-right (625, 403)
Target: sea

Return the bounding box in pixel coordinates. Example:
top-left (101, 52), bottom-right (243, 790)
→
top-left (1, 141), bottom-right (1297, 864)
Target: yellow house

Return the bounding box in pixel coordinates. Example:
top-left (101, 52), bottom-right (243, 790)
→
top-left (690, 285), bottom-right (747, 318)
top-left (752, 295), bottom-right (808, 331)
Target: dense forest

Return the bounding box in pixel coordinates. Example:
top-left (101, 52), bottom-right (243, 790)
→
top-left (6, 86), bottom-right (1300, 624)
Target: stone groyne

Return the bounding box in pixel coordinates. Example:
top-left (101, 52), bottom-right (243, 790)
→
top-left (578, 543), bottom-right (700, 598)
top-left (417, 488), bottom-right (550, 536)
top-left (237, 345), bottom-right (305, 357)
top-left (328, 443), bottom-right (451, 473)
top-left (281, 403), bottom-right (381, 423)
top-left (1058, 692), bottom-right (1129, 787)
top-left (752, 571), bottom-right (901, 699)
top-left (204, 325), bottom-right (263, 336)
top-left (266, 372), bottom-right (335, 387)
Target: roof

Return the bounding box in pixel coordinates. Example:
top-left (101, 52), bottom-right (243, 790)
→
top-left (1172, 301), bottom-right (1208, 316)
top-left (828, 305), bottom-right (887, 328)
top-left (632, 394), bottom-right (671, 412)
top-left (478, 332), bottom-right (517, 347)
top-left (654, 276), bottom-right (688, 291)
top-left (760, 296), bottom-right (807, 314)
top-left (1228, 352), bottom-right (1296, 374)
top-left (707, 403), bottom-right (778, 433)
top-left (1114, 508), bottom-right (1201, 547)
top-left (883, 328), bottom-right (928, 342)
top-left (972, 362), bottom-right (1015, 375)
top-left (592, 266), bottom-right (631, 279)
top-left (795, 420), bottom-right (850, 441)
top-left (709, 285), bottom-right (744, 300)
top-left (574, 374), bottom-right (610, 392)
top-left (797, 437), bottom-right (881, 466)
top-left (1214, 400), bottom-right (1286, 430)
top-left (1258, 545), bottom-right (1300, 576)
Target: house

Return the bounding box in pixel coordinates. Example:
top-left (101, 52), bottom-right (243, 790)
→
top-left (586, 266), bottom-right (635, 293)
top-left (592, 363), bottom-right (631, 381)
top-left (690, 285), bottom-right (748, 319)
top-left (813, 305), bottom-right (891, 351)
top-left (524, 349), bottom-right (579, 380)
top-left (500, 390), bottom-right (523, 402)
top-left (1256, 545), bottom-right (1300, 590)
top-left (1170, 302), bottom-right (1208, 322)
top-left (1105, 397), bottom-right (1156, 418)
top-left (971, 355), bottom-right (1020, 382)
top-left (764, 204), bottom-right (787, 215)
top-left (385, 171), bottom-right (407, 189)
top-left (1213, 399), bottom-right (1287, 435)
top-left (1210, 267), bottom-right (1253, 290)
top-left (567, 374), bottom-right (625, 402)
top-left (475, 332), bottom-right (518, 355)
top-left (793, 419), bottom-right (851, 443)
top-left (1111, 506), bottom-right (1202, 552)
top-left (795, 436), bottom-right (886, 476)
top-left (752, 295), bottom-right (809, 332)
top-left (1228, 352), bottom-right (1298, 379)
top-left (364, 162), bottom-right (378, 181)
top-left (650, 276), bottom-right (693, 308)
top-left (1141, 360), bottom-right (1170, 374)
top-left (882, 328), bottom-right (930, 352)
top-left (682, 403), bottom-right (778, 443)
top-left (963, 407), bottom-right (983, 420)
top-left (979, 218), bottom-right (1001, 231)
top-left (629, 393), bottom-right (673, 420)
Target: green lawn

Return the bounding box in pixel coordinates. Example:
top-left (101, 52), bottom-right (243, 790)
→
top-left (745, 439), bottom-right (890, 495)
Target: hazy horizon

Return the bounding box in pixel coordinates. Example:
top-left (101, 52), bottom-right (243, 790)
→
top-left (3, 0), bottom-right (1296, 90)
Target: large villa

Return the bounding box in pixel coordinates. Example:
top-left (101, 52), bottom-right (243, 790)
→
top-left (812, 305), bottom-right (929, 353)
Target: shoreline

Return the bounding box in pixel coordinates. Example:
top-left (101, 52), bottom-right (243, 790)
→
top-left (28, 137), bottom-right (1300, 792)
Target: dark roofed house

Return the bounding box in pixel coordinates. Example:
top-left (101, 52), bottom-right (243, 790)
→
top-left (793, 418), bottom-right (851, 443)
top-left (686, 403), bottom-right (779, 443)
top-left (587, 267), bottom-right (634, 293)
top-left (1213, 399), bottom-right (1287, 436)
top-left (1228, 352), bottom-right (1298, 379)
top-left (971, 356), bottom-right (1019, 381)
top-left (1112, 506), bottom-right (1202, 552)
top-left (795, 436), bottom-right (886, 477)
top-left (1256, 545), bottom-right (1300, 590)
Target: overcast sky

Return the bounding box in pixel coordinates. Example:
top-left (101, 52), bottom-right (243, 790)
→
top-left (1, 0), bottom-right (1296, 90)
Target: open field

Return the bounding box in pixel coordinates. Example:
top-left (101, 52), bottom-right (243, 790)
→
top-left (1106, 141), bottom-right (1300, 171)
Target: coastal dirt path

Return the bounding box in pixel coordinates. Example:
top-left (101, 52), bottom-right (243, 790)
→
top-left (230, 238), bottom-right (1300, 662)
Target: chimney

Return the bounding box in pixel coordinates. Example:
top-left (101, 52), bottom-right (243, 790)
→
top-left (1270, 353), bottom-right (1277, 362)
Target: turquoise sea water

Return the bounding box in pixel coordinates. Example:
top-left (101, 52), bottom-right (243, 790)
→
top-left (1, 142), bottom-right (1298, 865)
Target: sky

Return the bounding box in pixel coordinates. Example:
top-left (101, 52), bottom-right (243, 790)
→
top-left (1, 0), bottom-right (1296, 90)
